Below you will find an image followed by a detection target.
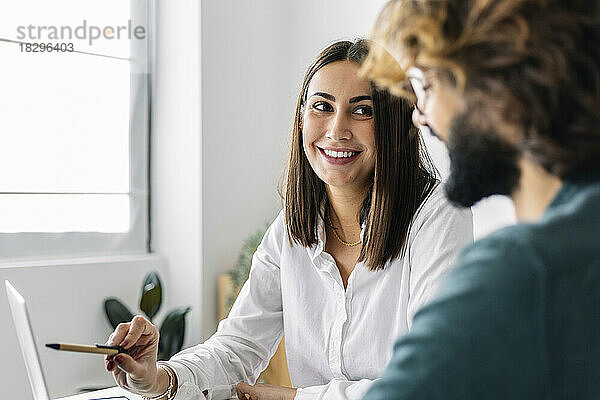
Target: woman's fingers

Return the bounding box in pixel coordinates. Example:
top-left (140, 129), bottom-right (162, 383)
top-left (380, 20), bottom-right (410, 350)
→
top-left (113, 353), bottom-right (145, 378)
top-left (237, 382), bottom-right (251, 399)
top-left (104, 317), bottom-right (160, 397)
top-left (133, 331), bottom-right (156, 347)
top-left (236, 383), bottom-right (297, 400)
top-left (108, 322), bottom-right (132, 347)
top-left (120, 315), bottom-right (154, 349)
top-left (105, 323), bottom-right (130, 371)
top-left (236, 387), bottom-right (245, 399)
top-left (105, 315), bottom-right (158, 375)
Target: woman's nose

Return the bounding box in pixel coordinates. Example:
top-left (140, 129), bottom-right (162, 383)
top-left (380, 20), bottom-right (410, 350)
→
top-left (326, 112), bottom-right (352, 141)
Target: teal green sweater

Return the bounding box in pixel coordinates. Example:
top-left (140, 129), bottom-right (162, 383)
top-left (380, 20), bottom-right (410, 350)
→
top-left (363, 176), bottom-right (600, 399)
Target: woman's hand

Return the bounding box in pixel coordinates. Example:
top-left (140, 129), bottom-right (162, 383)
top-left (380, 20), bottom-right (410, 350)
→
top-left (236, 383), bottom-right (297, 400)
top-left (104, 315), bottom-right (165, 397)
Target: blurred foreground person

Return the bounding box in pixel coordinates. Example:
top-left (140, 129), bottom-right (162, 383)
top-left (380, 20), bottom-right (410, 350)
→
top-left (360, 0), bottom-right (600, 399)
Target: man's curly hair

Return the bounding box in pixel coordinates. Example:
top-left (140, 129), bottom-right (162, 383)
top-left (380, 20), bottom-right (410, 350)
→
top-left (362, 0), bottom-right (600, 179)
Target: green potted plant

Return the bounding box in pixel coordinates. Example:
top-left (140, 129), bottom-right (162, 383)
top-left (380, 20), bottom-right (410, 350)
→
top-left (103, 271), bottom-right (191, 360)
top-left (226, 227), bottom-right (267, 312)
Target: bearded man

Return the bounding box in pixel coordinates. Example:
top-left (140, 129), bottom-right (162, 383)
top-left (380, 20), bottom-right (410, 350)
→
top-left (361, 0), bottom-right (600, 398)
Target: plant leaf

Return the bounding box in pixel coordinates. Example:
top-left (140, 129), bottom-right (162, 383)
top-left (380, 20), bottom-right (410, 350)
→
top-left (140, 271), bottom-right (162, 321)
top-left (226, 227), bottom-right (267, 312)
top-left (158, 306), bottom-right (191, 360)
top-left (104, 298), bottom-right (134, 329)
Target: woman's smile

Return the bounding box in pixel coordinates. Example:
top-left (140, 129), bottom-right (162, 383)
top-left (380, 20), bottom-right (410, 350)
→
top-left (317, 146), bottom-right (362, 165)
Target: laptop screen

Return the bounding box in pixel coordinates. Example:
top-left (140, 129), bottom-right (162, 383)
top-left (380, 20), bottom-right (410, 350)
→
top-left (5, 280), bottom-right (51, 400)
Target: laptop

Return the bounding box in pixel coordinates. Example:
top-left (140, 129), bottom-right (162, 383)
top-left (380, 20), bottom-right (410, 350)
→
top-left (5, 280), bottom-right (132, 400)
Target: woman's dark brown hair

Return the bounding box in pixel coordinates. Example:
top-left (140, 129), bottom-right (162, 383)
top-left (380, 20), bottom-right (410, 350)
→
top-left (281, 39), bottom-right (439, 271)
top-left (363, 0), bottom-right (600, 179)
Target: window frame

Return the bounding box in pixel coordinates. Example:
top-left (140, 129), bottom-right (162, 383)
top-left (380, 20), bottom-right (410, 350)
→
top-left (0, 0), bottom-right (152, 260)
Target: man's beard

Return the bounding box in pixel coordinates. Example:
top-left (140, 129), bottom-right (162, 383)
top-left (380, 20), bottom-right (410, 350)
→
top-left (442, 111), bottom-right (521, 208)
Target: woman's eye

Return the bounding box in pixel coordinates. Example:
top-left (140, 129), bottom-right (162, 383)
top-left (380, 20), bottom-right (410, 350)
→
top-left (312, 102), bottom-right (333, 112)
top-left (353, 105), bottom-right (373, 116)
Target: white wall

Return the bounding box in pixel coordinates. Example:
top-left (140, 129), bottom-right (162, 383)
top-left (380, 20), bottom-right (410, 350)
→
top-left (285, 0), bottom-right (389, 90)
top-left (200, 0), bottom-right (290, 339)
top-left (150, 0), bottom-right (203, 348)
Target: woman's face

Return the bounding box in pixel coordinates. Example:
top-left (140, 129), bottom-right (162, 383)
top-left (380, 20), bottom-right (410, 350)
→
top-left (302, 61), bottom-right (376, 191)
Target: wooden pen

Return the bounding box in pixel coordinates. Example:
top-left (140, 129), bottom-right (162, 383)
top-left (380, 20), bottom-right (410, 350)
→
top-left (45, 343), bottom-right (127, 355)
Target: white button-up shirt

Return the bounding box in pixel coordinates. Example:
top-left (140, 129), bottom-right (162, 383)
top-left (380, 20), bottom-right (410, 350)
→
top-left (165, 184), bottom-right (473, 400)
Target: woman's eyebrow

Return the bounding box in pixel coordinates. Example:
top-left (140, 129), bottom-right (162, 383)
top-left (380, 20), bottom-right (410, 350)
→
top-left (309, 92), bottom-right (335, 101)
top-left (349, 95), bottom-right (372, 103)
top-left (308, 93), bottom-right (372, 103)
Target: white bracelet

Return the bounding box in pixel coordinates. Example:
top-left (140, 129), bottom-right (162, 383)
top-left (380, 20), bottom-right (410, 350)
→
top-left (142, 364), bottom-right (175, 400)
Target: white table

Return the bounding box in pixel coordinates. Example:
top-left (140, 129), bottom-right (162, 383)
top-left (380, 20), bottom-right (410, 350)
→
top-left (56, 386), bottom-right (237, 400)
top-left (56, 386), bottom-right (142, 400)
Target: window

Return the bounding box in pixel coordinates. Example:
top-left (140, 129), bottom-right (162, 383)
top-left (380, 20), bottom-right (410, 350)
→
top-left (0, 0), bottom-right (150, 259)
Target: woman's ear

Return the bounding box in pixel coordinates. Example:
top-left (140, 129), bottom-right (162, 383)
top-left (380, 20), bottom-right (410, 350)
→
top-left (299, 104), bottom-right (305, 130)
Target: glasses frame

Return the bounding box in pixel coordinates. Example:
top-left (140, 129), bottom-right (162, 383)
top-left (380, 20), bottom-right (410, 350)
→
top-left (406, 67), bottom-right (434, 138)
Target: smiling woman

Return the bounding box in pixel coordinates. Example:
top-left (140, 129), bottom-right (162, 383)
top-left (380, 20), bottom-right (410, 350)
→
top-left (104, 39), bottom-right (474, 400)
top-left (286, 40), bottom-right (449, 271)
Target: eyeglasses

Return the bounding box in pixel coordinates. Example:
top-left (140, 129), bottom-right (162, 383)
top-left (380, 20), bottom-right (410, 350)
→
top-left (406, 67), bottom-right (435, 138)
top-left (406, 67), bottom-right (428, 106)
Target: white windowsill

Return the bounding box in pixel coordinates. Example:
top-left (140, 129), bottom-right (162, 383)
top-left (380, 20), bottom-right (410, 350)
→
top-left (0, 253), bottom-right (163, 270)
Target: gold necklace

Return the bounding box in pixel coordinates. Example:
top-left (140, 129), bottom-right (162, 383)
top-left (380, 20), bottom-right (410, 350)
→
top-left (327, 214), bottom-right (362, 247)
